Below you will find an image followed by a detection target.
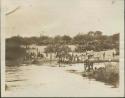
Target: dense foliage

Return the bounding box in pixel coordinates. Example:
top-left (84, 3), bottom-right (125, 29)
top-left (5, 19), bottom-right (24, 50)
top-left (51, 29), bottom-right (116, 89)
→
top-left (6, 36), bottom-right (26, 62)
top-left (6, 31), bottom-right (119, 65)
top-left (6, 31), bottom-right (119, 51)
top-left (5, 32), bottom-right (120, 86)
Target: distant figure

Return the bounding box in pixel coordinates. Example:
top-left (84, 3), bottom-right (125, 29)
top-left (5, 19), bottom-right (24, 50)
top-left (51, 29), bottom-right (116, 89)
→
top-left (103, 52), bottom-right (105, 60)
top-left (90, 61), bottom-right (94, 70)
top-left (46, 52), bottom-right (48, 57)
top-left (84, 59), bottom-right (93, 72)
top-left (84, 59), bottom-right (89, 71)
top-left (94, 67), bottom-right (97, 71)
top-left (113, 52), bottom-right (115, 59)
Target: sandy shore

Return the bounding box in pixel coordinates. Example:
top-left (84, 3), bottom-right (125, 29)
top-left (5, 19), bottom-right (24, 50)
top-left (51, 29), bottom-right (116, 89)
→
top-left (4, 64), bottom-right (123, 97)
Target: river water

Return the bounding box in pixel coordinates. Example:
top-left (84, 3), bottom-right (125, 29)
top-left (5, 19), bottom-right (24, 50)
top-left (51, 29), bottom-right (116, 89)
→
top-left (5, 63), bottom-right (123, 97)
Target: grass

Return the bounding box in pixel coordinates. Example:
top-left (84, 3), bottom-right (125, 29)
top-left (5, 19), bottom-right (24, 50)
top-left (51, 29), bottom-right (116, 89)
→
top-left (83, 62), bottom-right (119, 88)
top-left (95, 63), bottom-right (119, 87)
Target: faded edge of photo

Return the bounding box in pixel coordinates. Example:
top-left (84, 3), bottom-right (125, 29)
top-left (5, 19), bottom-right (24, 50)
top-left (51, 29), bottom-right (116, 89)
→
top-left (119, 11), bottom-right (125, 96)
top-left (1, 0), bottom-right (6, 97)
top-left (1, 0), bottom-right (125, 97)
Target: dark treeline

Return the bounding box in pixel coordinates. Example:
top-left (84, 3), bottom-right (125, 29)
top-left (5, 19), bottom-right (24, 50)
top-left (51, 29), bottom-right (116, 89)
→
top-left (6, 31), bottom-right (119, 65)
top-left (6, 31), bottom-right (119, 50)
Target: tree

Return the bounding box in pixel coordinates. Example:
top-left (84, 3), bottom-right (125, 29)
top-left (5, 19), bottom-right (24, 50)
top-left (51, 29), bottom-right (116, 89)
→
top-left (112, 33), bottom-right (119, 42)
top-left (53, 35), bottom-right (62, 44)
top-left (61, 35), bottom-right (72, 44)
top-left (94, 31), bottom-right (103, 37)
top-left (73, 34), bottom-right (85, 45)
top-left (44, 45), bottom-right (55, 53)
top-left (6, 37), bottom-right (26, 65)
top-left (44, 44), bottom-right (71, 54)
top-left (88, 31), bottom-right (94, 36)
top-left (38, 36), bottom-right (52, 45)
top-left (6, 44), bottom-right (26, 60)
top-left (28, 37), bottom-right (39, 45)
top-left (6, 36), bottom-right (24, 46)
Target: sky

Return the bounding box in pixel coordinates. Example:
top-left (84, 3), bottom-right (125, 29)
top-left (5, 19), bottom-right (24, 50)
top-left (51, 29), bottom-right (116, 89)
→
top-left (5, 0), bottom-right (124, 38)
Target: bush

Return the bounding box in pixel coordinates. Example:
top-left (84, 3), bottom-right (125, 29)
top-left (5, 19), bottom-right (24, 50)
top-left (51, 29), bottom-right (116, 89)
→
top-left (6, 40), bottom-right (26, 65)
top-left (94, 63), bottom-right (119, 87)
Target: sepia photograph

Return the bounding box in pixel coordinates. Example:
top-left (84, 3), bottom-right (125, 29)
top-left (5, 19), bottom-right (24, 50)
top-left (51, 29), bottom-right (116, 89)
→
top-left (1, 0), bottom-right (124, 97)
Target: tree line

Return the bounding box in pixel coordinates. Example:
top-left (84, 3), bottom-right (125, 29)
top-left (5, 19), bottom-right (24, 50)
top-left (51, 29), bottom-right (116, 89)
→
top-left (6, 31), bottom-right (119, 65)
top-left (6, 31), bottom-right (119, 46)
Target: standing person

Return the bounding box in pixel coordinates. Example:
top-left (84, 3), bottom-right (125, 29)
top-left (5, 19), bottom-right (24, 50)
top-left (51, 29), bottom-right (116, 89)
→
top-left (113, 52), bottom-right (115, 59)
top-left (103, 52), bottom-right (105, 60)
top-left (84, 59), bottom-right (88, 71)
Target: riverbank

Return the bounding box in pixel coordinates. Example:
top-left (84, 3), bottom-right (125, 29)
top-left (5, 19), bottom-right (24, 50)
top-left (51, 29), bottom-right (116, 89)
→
top-left (6, 59), bottom-right (119, 88)
top-left (66, 62), bottom-right (119, 88)
top-left (5, 64), bottom-right (123, 97)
